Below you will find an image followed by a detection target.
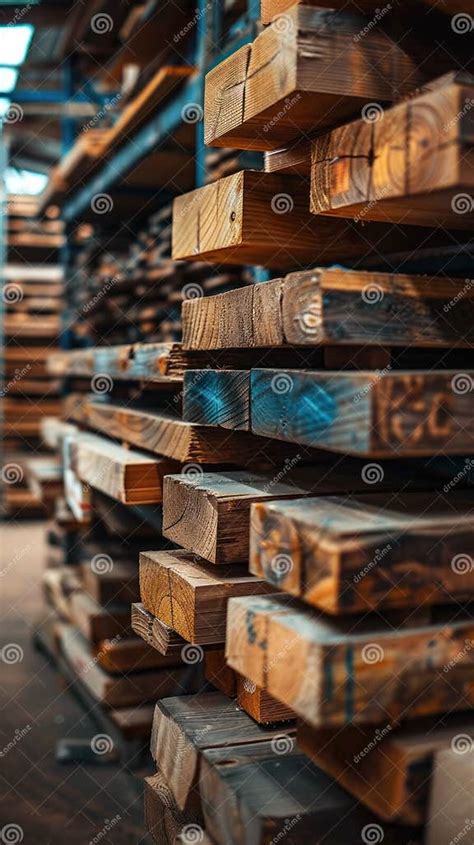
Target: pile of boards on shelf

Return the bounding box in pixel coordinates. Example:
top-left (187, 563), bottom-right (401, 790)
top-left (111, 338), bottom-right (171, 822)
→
top-left (2, 196), bottom-right (65, 518)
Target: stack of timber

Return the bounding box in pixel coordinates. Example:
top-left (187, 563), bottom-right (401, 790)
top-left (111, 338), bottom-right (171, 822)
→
top-left (2, 210), bottom-right (65, 517)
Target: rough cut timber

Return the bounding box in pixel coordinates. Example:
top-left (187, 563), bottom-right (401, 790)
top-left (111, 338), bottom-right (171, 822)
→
top-left (150, 693), bottom-right (296, 816)
top-left (144, 770), bottom-right (206, 845)
top-left (94, 343), bottom-right (184, 384)
top-left (250, 368), bottom-right (474, 456)
top-left (226, 594), bottom-right (474, 727)
top-left (260, 0), bottom-right (389, 22)
top-left (81, 561), bottom-right (140, 605)
top-left (184, 370), bottom-right (251, 430)
top-left (66, 399), bottom-right (290, 465)
top-left (310, 73), bottom-right (474, 228)
top-left (182, 269), bottom-right (474, 350)
top-left (298, 711), bottom-right (474, 825)
top-left (139, 549), bottom-right (276, 644)
top-left (235, 674), bottom-right (294, 724)
top-left (72, 431), bottom-right (179, 504)
top-left (69, 590), bottom-right (132, 644)
top-left (131, 602), bottom-right (186, 656)
top-left (200, 739), bottom-right (419, 845)
top-left (249, 491), bottom-right (474, 613)
top-left (204, 4), bottom-right (426, 150)
top-left (172, 170), bottom-right (443, 269)
top-left (94, 636), bottom-right (182, 673)
top-left (425, 747), bottom-right (474, 845)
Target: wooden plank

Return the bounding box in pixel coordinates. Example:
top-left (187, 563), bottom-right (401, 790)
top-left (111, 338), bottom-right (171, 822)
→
top-left (94, 637), bottom-right (183, 673)
top-left (200, 740), bottom-right (419, 845)
top-left (150, 693), bottom-right (294, 815)
top-left (260, 0), bottom-right (385, 23)
top-left (250, 491), bottom-right (474, 613)
top-left (250, 368), bottom-right (474, 456)
top-left (298, 711), bottom-right (474, 825)
top-left (310, 74), bottom-right (474, 228)
top-left (204, 4), bottom-right (425, 150)
top-left (69, 590), bottom-right (132, 644)
top-left (182, 269), bottom-right (474, 350)
top-left (81, 561), bottom-right (140, 605)
top-left (235, 674), bottom-right (294, 724)
top-left (204, 648), bottom-right (237, 697)
top-left (93, 342), bottom-right (184, 383)
top-left (226, 594), bottom-right (474, 727)
top-left (184, 370), bottom-right (251, 430)
top-left (144, 770), bottom-right (203, 845)
top-left (172, 171), bottom-right (446, 269)
top-left (68, 399), bottom-right (303, 464)
top-left (59, 625), bottom-right (200, 708)
top-left (72, 431), bottom-right (179, 504)
top-left (426, 747), bottom-right (474, 845)
top-left (139, 550), bottom-right (276, 645)
top-left (131, 602), bottom-right (187, 656)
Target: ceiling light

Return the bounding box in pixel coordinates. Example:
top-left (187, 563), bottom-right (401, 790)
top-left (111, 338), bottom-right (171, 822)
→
top-left (5, 168), bottom-right (48, 196)
top-left (0, 67), bottom-right (19, 93)
top-left (0, 97), bottom-right (11, 117)
top-left (0, 25), bottom-right (34, 66)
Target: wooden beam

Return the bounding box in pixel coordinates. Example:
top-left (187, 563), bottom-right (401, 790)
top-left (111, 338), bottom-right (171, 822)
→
top-left (204, 4), bottom-right (425, 150)
top-left (182, 269), bottom-right (474, 350)
top-left (250, 368), bottom-right (474, 456)
top-left (250, 491), bottom-right (474, 613)
top-left (94, 637), bottom-right (183, 673)
top-left (81, 561), bottom-right (140, 605)
top-left (131, 603), bottom-right (187, 656)
top-left (183, 370), bottom-right (251, 430)
top-left (260, 0), bottom-right (386, 23)
top-left (235, 675), bottom-right (294, 724)
top-left (69, 591), bottom-right (132, 644)
top-left (172, 171), bottom-right (441, 269)
top-left (72, 431), bottom-right (179, 504)
top-left (144, 770), bottom-right (206, 845)
top-left (226, 594), bottom-right (474, 727)
top-left (139, 550), bottom-right (276, 644)
top-left (298, 712), bottom-right (474, 825)
top-left (310, 73), bottom-right (474, 229)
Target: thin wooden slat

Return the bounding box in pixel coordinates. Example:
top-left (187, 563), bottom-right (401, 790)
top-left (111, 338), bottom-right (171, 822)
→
top-left (139, 549), bottom-right (276, 645)
top-left (298, 712), bottom-right (474, 825)
top-left (182, 269), bottom-right (474, 350)
top-left (72, 431), bottom-right (180, 504)
top-left (310, 74), bottom-right (474, 229)
top-left (205, 4), bottom-right (426, 150)
top-left (250, 491), bottom-right (474, 613)
top-left (172, 171), bottom-right (443, 269)
top-left (226, 594), bottom-right (474, 727)
top-left (250, 368), bottom-right (474, 456)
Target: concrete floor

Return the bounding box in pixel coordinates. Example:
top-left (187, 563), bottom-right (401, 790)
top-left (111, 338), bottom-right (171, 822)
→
top-left (0, 520), bottom-right (152, 843)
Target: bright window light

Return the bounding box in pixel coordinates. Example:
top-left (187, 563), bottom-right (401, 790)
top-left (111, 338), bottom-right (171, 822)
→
top-left (0, 25), bottom-right (34, 66)
top-left (5, 168), bottom-right (48, 195)
top-left (0, 67), bottom-right (18, 92)
top-left (0, 97), bottom-right (11, 117)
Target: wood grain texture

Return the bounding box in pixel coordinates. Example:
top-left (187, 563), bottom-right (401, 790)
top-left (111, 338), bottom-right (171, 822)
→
top-left (298, 711), bottom-right (474, 825)
top-left (249, 491), bottom-right (474, 613)
top-left (182, 268), bottom-right (474, 350)
top-left (260, 0), bottom-right (388, 23)
top-left (172, 170), bottom-right (441, 269)
top-left (150, 693), bottom-right (294, 815)
top-left (69, 590), bottom-right (132, 644)
top-left (226, 594), bottom-right (474, 726)
top-left (81, 561), bottom-right (140, 605)
top-left (235, 674), bottom-right (294, 724)
top-left (183, 369), bottom-right (250, 430)
top-left (73, 431), bottom-right (179, 504)
top-left (250, 368), bottom-right (474, 456)
top-left (311, 74), bottom-right (474, 228)
top-left (131, 602), bottom-right (187, 656)
top-left (144, 770), bottom-right (202, 845)
top-left (139, 549), bottom-right (275, 644)
top-left (205, 4), bottom-right (425, 150)
top-left (94, 636), bottom-right (182, 673)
